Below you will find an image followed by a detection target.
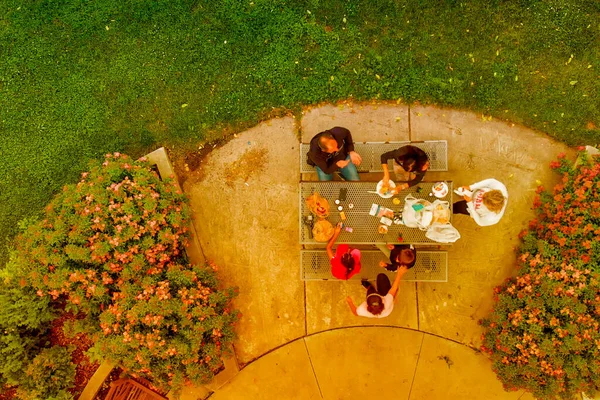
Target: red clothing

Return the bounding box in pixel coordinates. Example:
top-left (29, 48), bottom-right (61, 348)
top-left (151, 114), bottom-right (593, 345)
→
top-left (330, 245), bottom-right (361, 280)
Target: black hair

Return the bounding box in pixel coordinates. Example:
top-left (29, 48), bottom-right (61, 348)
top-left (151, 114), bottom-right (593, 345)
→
top-left (341, 253), bottom-right (355, 279)
top-left (401, 156), bottom-right (418, 172)
top-left (397, 247), bottom-right (417, 269)
top-left (366, 294), bottom-right (384, 315)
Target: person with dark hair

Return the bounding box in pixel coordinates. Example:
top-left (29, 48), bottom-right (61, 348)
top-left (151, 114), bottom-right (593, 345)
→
top-left (307, 127), bottom-right (362, 181)
top-left (377, 244), bottom-right (417, 271)
top-left (380, 145), bottom-right (430, 193)
top-left (327, 222), bottom-right (361, 280)
top-left (346, 268), bottom-right (408, 318)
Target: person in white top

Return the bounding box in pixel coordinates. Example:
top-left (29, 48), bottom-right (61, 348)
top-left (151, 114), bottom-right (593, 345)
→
top-left (452, 178), bottom-right (508, 226)
top-left (346, 267), bottom-right (408, 318)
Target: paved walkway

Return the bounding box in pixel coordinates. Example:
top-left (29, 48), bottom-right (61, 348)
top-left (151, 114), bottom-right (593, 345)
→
top-left (183, 103), bottom-right (574, 399)
top-left (210, 327), bottom-right (534, 400)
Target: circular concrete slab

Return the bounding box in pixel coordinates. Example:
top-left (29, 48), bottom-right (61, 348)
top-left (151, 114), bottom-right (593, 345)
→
top-left (209, 327), bottom-right (536, 400)
top-left (184, 103), bottom-right (573, 367)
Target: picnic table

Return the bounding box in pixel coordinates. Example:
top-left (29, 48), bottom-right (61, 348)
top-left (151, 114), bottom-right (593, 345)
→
top-left (299, 181), bottom-right (453, 245)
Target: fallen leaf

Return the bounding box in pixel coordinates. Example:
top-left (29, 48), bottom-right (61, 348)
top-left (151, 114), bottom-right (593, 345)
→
top-left (569, 81), bottom-right (578, 85)
top-left (181, 104), bottom-right (188, 108)
top-left (536, 180), bottom-right (542, 185)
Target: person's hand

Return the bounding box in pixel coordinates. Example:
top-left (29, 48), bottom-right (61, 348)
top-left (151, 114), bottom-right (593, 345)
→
top-left (392, 184), bottom-right (408, 194)
top-left (349, 151), bottom-right (362, 166)
top-left (463, 194), bottom-right (472, 202)
top-left (334, 222), bottom-right (343, 234)
top-left (461, 186), bottom-right (470, 192)
top-left (336, 159), bottom-right (350, 168)
top-left (386, 243), bottom-right (395, 250)
top-left (397, 266), bottom-right (409, 275)
top-left (379, 261), bottom-right (388, 268)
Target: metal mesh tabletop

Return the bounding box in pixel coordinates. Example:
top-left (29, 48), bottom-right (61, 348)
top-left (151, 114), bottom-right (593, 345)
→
top-left (300, 141), bottom-right (448, 173)
top-left (301, 250), bottom-right (448, 282)
top-left (299, 181), bottom-right (453, 245)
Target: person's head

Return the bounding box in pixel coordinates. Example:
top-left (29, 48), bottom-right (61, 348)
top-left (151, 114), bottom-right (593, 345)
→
top-left (483, 190), bottom-right (506, 213)
top-left (318, 131), bottom-right (339, 154)
top-left (396, 247), bottom-right (417, 269)
top-left (341, 250), bottom-right (356, 279)
top-left (401, 150), bottom-right (430, 172)
top-left (366, 294), bottom-right (385, 315)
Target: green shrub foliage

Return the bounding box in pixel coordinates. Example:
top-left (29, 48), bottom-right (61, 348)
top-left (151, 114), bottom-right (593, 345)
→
top-left (482, 151), bottom-right (600, 399)
top-left (15, 346), bottom-right (76, 400)
top-left (0, 256), bottom-right (55, 389)
top-left (14, 153), bottom-right (238, 393)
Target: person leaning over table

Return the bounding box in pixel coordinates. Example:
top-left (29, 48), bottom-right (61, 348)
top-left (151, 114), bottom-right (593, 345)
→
top-left (453, 178), bottom-right (508, 227)
top-left (307, 127), bottom-right (363, 181)
top-left (346, 268), bottom-right (408, 318)
top-left (326, 222), bottom-right (361, 280)
top-left (377, 244), bottom-right (417, 272)
top-left (380, 145), bottom-right (430, 193)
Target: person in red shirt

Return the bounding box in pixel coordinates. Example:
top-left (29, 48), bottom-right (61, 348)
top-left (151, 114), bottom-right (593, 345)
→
top-left (326, 222), bottom-right (361, 280)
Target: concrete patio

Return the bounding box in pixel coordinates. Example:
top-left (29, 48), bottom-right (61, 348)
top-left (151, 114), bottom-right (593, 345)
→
top-left (182, 102), bottom-right (574, 399)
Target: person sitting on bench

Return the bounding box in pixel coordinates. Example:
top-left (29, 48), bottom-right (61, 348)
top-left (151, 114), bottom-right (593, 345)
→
top-left (326, 222), bottom-right (361, 280)
top-left (377, 244), bottom-right (417, 271)
top-left (307, 127), bottom-right (362, 181)
top-left (346, 268), bottom-right (408, 318)
top-left (380, 145), bottom-right (429, 193)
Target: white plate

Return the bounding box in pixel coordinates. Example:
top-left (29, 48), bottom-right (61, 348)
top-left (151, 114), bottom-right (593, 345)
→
top-left (432, 182), bottom-right (449, 198)
top-left (376, 180), bottom-right (396, 198)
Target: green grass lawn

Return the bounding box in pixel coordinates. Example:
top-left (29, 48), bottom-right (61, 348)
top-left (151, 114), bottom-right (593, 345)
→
top-left (0, 0), bottom-right (598, 263)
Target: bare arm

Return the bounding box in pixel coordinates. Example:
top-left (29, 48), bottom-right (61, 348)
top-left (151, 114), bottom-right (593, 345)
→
top-left (326, 222), bottom-right (343, 259)
top-left (388, 267), bottom-right (408, 299)
top-left (346, 296), bottom-right (358, 316)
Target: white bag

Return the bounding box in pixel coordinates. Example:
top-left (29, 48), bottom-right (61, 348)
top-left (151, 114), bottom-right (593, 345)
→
top-left (431, 200), bottom-right (451, 225)
top-left (425, 222), bottom-right (461, 243)
top-left (402, 194), bottom-right (433, 231)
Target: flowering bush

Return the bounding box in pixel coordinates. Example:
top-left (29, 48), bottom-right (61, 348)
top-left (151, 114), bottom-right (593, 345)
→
top-left (525, 151), bottom-right (600, 268)
top-left (482, 150), bottom-right (600, 399)
top-left (13, 153), bottom-right (239, 394)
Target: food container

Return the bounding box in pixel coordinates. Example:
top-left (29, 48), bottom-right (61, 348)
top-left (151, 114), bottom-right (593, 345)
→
top-left (380, 216), bottom-right (393, 226)
top-left (378, 224), bottom-right (389, 234)
top-left (432, 182), bottom-right (449, 198)
top-left (375, 180), bottom-right (396, 199)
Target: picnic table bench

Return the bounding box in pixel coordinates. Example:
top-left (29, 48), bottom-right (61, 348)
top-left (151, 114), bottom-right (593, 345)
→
top-left (301, 249), bottom-right (448, 282)
top-left (299, 181), bottom-right (453, 245)
top-left (300, 140), bottom-right (448, 174)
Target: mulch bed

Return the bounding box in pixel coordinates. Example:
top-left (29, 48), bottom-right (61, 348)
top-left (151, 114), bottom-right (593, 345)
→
top-left (47, 312), bottom-right (100, 398)
top-left (0, 311), bottom-right (100, 400)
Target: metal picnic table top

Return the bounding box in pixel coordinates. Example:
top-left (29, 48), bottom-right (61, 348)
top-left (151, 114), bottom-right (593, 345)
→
top-left (299, 181), bottom-right (453, 245)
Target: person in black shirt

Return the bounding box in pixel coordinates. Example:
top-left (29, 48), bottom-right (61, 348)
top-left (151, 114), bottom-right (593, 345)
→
top-left (378, 244), bottom-right (417, 271)
top-left (307, 127), bottom-right (362, 181)
top-left (380, 145), bottom-right (429, 194)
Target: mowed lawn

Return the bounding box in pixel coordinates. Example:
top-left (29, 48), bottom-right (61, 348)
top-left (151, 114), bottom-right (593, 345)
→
top-left (0, 0), bottom-right (598, 263)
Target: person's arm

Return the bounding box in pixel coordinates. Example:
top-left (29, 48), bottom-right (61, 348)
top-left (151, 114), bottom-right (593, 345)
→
top-left (326, 222), bottom-right (343, 259)
top-left (335, 127), bottom-right (354, 153)
top-left (346, 296), bottom-right (358, 316)
top-left (388, 267), bottom-right (409, 299)
top-left (470, 179), bottom-right (505, 193)
top-left (334, 128), bottom-right (361, 166)
top-left (405, 171), bottom-right (425, 188)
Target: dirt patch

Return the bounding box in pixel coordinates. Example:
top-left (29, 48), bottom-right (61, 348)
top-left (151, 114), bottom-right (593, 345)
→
top-left (223, 147), bottom-right (269, 188)
top-left (170, 138), bottom-right (228, 186)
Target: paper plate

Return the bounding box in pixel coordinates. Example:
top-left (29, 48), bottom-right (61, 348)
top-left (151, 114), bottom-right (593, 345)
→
top-left (432, 182), bottom-right (449, 198)
top-left (375, 180), bottom-right (396, 198)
